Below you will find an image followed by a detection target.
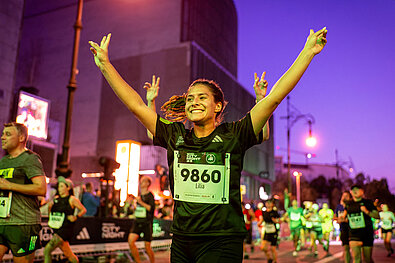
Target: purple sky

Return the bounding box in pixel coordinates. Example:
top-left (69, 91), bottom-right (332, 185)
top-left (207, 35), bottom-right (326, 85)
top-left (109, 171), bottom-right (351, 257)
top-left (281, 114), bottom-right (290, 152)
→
top-left (233, 0), bottom-right (395, 192)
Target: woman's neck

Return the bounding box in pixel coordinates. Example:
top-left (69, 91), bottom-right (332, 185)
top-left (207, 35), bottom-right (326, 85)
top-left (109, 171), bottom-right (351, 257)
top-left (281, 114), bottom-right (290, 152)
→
top-left (193, 123), bottom-right (216, 138)
top-left (60, 193), bottom-right (69, 198)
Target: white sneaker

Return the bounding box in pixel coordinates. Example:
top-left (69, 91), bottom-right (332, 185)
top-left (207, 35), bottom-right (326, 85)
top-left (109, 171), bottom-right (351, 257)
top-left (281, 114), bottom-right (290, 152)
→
top-left (293, 251), bottom-right (298, 256)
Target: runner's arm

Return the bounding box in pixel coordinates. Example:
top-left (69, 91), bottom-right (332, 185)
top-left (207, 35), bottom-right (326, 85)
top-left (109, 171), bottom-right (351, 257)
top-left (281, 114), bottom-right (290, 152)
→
top-left (0, 175), bottom-right (46, 196)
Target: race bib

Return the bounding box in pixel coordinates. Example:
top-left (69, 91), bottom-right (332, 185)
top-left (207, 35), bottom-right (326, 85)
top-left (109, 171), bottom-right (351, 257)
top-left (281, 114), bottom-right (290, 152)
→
top-left (135, 206), bottom-right (147, 218)
top-left (348, 212), bottom-right (366, 229)
top-left (173, 151), bottom-right (230, 204)
top-left (265, 223), bottom-right (276, 233)
top-left (48, 212), bottom-right (65, 229)
top-left (290, 212), bottom-right (301, 221)
top-left (0, 190), bottom-right (12, 218)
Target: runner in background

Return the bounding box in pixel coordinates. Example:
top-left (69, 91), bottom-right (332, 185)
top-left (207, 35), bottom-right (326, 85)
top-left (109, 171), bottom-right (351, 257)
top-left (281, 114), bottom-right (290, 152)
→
top-left (128, 176), bottom-right (155, 263)
top-left (379, 203), bottom-right (394, 257)
top-left (319, 202), bottom-right (333, 253)
top-left (308, 203), bottom-right (324, 257)
top-left (302, 201), bottom-right (313, 250)
top-left (255, 202), bottom-right (264, 249)
top-left (282, 199), bottom-right (304, 256)
top-left (242, 202), bottom-right (255, 259)
top-left (261, 199), bottom-right (280, 263)
top-left (334, 191), bottom-right (352, 263)
top-left (0, 122), bottom-right (46, 263)
top-left (342, 185), bottom-right (379, 263)
top-left (44, 176), bottom-right (86, 263)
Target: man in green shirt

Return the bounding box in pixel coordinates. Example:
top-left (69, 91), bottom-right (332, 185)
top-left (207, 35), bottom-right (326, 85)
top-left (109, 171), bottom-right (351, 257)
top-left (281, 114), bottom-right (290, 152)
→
top-left (283, 199), bottom-right (304, 256)
top-left (0, 122), bottom-right (46, 263)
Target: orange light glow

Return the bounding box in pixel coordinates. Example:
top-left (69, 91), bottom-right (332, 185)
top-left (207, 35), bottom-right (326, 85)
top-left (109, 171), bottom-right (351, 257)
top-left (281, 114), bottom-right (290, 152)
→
top-left (114, 140), bottom-right (141, 206)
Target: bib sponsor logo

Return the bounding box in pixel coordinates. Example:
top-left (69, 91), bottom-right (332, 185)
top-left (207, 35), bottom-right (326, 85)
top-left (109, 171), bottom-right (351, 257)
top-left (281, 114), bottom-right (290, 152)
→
top-left (101, 222), bottom-right (126, 239)
top-left (76, 227), bottom-right (90, 240)
top-left (206, 153), bottom-right (216, 164)
top-left (186, 153), bottom-right (201, 163)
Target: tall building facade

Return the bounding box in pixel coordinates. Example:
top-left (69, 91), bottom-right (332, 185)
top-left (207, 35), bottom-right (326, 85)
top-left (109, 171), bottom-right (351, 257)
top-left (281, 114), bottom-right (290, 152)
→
top-left (3, 0), bottom-right (274, 200)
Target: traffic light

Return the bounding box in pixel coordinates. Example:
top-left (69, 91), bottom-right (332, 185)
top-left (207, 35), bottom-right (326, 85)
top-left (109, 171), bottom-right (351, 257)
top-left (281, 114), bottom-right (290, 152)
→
top-left (99, 156), bottom-right (120, 180)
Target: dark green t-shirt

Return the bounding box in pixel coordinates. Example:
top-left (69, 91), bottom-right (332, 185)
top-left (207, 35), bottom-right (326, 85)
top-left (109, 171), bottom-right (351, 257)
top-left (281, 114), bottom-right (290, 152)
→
top-left (153, 113), bottom-right (262, 236)
top-left (0, 150), bottom-right (44, 225)
top-left (286, 207), bottom-right (304, 229)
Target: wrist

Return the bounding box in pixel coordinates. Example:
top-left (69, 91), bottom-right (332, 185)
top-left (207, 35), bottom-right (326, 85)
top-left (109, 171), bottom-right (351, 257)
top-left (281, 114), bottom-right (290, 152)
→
top-left (300, 48), bottom-right (315, 59)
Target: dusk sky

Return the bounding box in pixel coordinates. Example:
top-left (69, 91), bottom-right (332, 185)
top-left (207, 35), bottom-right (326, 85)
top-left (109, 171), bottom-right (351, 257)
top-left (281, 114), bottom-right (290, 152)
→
top-left (233, 0), bottom-right (395, 191)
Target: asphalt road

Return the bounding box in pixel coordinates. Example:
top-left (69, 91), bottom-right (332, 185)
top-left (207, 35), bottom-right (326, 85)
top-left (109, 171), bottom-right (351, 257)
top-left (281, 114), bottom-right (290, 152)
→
top-left (91, 239), bottom-right (394, 263)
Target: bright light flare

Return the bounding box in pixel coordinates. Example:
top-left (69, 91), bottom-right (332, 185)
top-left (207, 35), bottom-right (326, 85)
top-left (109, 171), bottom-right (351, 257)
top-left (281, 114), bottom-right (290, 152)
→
top-left (306, 136), bottom-right (317, 147)
top-left (293, 171), bottom-right (302, 177)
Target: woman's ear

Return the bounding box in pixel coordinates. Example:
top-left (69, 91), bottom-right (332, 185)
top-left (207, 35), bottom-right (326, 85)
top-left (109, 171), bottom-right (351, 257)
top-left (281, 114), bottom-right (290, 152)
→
top-left (215, 102), bottom-right (222, 113)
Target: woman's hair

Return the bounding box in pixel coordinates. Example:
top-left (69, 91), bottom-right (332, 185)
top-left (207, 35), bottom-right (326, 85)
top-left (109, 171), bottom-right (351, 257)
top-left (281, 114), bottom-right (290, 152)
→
top-left (161, 79), bottom-right (228, 124)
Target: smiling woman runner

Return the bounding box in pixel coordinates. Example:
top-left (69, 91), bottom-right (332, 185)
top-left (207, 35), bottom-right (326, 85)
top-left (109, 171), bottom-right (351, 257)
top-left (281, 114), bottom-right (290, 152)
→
top-left (89, 27), bottom-right (327, 263)
top-left (44, 177), bottom-right (86, 263)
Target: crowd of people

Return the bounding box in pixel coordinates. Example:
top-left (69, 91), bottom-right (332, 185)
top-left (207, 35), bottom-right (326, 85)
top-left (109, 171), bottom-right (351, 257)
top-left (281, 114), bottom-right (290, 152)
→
top-left (239, 185), bottom-right (394, 263)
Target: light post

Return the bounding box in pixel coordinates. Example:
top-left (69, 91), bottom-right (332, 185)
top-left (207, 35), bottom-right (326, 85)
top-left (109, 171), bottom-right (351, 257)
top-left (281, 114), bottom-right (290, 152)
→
top-left (293, 171), bottom-right (302, 207)
top-left (55, 0), bottom-right (83, 178)
top-left (281, 96), bottom-right (316, 194)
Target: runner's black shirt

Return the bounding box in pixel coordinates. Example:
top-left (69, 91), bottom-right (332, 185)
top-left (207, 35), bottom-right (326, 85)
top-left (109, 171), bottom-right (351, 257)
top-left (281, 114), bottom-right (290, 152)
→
top-left (345, 198), bottom-right (376, 238)
top-left (153, 113), bottom-right (262, 236)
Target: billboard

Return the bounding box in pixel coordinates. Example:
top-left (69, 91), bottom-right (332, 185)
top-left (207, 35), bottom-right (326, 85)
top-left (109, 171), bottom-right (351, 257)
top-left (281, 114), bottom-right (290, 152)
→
top-left (16, 91), bottom-right (50, 140)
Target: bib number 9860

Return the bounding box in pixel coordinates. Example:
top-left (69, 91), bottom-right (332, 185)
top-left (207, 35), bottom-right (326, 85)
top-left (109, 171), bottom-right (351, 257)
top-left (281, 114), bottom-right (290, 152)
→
top-left (181, 168), bottom-right (221, 183)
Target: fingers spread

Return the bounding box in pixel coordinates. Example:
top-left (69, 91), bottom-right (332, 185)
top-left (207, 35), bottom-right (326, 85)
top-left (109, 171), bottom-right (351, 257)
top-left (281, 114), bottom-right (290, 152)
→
top-left (103, 33), bottom-right (112, 49)
top-left (100, 36), bottom-right (106, 47)
top-left (260, 72), bottom-right (266, 81)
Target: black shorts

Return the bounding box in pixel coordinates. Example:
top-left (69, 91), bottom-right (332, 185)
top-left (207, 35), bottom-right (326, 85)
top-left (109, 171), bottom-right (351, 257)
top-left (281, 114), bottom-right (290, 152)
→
top-left (0, 224), bottom-right (42, 257)
top-left (171, 234), bottom-right (244, 263)
top-left (130, 220), bottom-right (153, 242)
top-left (350, 229), bottom-right (374, 247)
top-left (381, 228), bottom-right (393, 234)
top-left (53, 223), bottom-right (75, 242)
top-left (263, 232), bottom-right (278, 246)
top-left (340, 229), bottom-right (349, 246)
top-left (244, 228), bottom-right (252, 244)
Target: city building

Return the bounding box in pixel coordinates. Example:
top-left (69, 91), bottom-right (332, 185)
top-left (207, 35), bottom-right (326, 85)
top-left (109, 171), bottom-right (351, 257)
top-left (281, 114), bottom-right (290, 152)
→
top-left (1, 0), bottom-right (274, 201)
top-left (275, 155), bottom-right (351, 183)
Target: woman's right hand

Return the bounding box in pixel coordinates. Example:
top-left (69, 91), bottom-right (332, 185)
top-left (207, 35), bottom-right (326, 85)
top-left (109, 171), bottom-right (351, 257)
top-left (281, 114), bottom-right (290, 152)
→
top-left (89, 33), bottom-right (112, 70)
top-left (144, 75), bottom-right (160, 102)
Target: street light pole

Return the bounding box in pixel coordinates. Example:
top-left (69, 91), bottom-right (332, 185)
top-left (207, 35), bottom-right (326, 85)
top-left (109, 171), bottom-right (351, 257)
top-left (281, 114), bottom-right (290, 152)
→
top-left (55, 0), bottom-right (83, 177)
top-left (293, 171), bottom-right (302, 207)
top-left (282, 96), bottom-right (316, 198)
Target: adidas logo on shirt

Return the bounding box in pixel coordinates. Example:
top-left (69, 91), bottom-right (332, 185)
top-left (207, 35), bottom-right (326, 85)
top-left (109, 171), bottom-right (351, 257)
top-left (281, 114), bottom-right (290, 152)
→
top-left (211, 135), bottom-right (223, 143)
top-left (17, 248), bottom-right (25, 254)
top-left (76, 227), bottom-right (90, 240)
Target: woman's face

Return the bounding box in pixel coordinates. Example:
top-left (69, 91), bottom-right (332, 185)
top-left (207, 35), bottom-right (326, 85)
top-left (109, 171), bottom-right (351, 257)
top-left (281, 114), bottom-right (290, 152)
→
top-left (185, 84), bottom-right (222, 125)
top-left (381, 204), bottom-right (388, 212)
top-left (58, 182), bottom-right (70, 196)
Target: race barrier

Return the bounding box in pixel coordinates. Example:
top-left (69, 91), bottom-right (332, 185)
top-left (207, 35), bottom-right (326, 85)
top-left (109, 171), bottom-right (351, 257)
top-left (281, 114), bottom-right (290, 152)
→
top-left (2, 217), bottom-right (172, 262)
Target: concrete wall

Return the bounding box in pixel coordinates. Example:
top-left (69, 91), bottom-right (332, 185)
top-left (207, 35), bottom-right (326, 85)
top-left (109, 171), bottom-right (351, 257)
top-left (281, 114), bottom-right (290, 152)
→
top-left (0, 0), bottom-right (24, 129)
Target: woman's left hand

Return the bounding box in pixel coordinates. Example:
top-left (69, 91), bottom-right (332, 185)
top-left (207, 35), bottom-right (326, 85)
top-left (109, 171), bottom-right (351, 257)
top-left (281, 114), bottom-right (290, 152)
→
top-left (304, 27), bottom-right (328, 55)
top-left (68, 215), bottom-right (78, 222)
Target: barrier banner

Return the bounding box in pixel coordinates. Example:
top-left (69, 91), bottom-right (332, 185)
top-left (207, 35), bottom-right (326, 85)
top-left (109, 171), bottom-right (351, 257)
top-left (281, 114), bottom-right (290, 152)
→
top-left (40, 217), bottom-right (172, 246)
